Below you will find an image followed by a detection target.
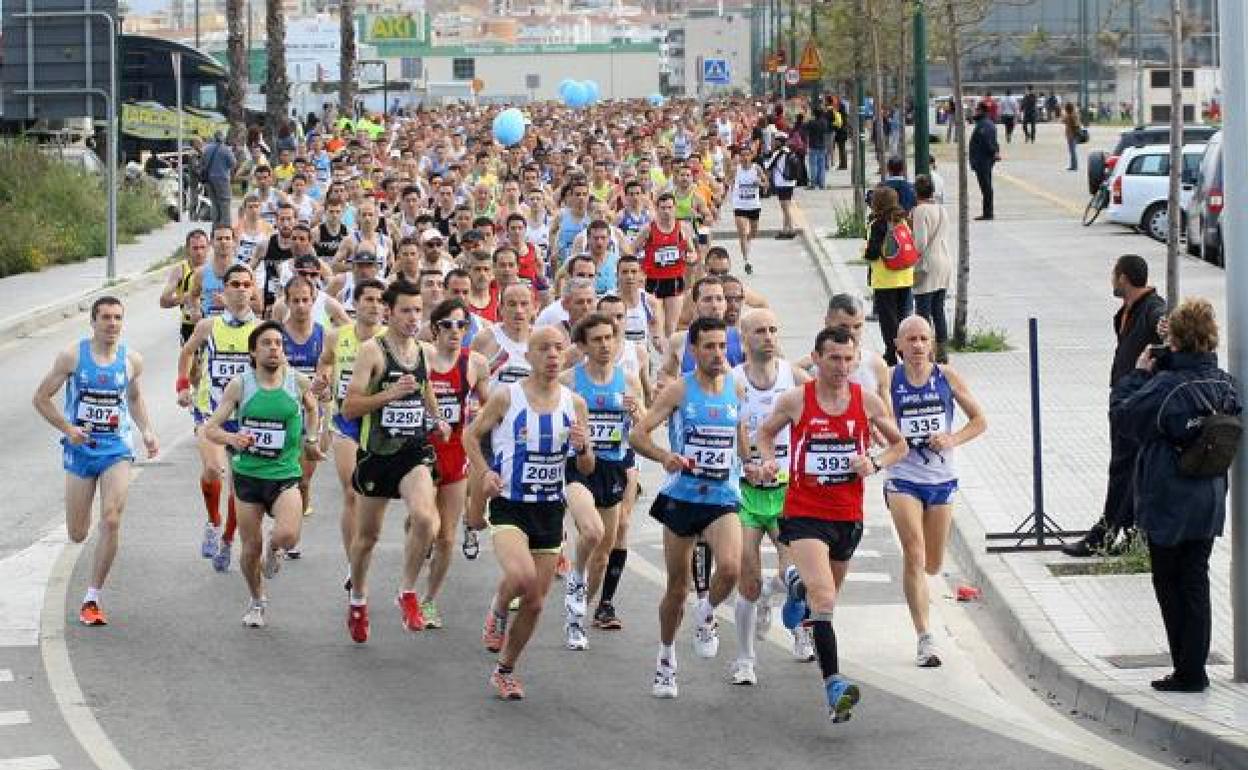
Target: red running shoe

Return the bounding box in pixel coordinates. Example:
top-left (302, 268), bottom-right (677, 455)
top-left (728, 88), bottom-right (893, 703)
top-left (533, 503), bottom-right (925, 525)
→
top-left (490, 667), bottom-right (524, 700)
top-left (347, 602), bottom-right (370, 643)
top-left (79, 601), bottom-right (108, 626)
top-left (396, 591), bottom-right (425, 632)
top-left (482, 609), bottom-right (507, 653)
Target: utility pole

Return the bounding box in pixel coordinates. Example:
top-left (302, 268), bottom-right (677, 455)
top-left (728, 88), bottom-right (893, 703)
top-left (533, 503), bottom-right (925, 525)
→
top-left (1165, 0), bottom-right (1182, 309)
top-left (1218, 0), bottom-right (1248, 684)
top-left (788, 0), bottom-right (796, 73)
top-left (1132, 0), bottom-right (1144, 125)
top-left (913, 0), bottom-right (930, 176)
top-left (852, 0), bottom-right (866, 218)
top-left (195, 0), bottom-right (201, 47)
top-left (1079, 0), bottom-right (1089, 119)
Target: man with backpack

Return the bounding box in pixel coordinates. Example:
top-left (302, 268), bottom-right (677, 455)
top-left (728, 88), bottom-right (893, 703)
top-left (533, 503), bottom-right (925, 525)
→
top-left (765, 133), bottom-right (802, 240)
top-left (1064, 255), bottom-right (1166, 557)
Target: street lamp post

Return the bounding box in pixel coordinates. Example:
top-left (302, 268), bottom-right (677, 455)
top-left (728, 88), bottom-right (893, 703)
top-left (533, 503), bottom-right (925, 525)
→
top-left (913, 0), bottom-right (930, 176)
top-left (1079, 0), bottom-right (1090, 118)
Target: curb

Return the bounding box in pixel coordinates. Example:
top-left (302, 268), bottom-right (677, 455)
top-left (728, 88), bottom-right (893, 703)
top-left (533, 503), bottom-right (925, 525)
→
top-left (0, 267), bottom-right (169, 340)
top-left (789, 196), bottom-right (1248, 770)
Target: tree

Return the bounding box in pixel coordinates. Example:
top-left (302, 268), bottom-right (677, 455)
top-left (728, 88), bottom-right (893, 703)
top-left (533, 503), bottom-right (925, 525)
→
top-left (225, 0), bottom-right (247, 145)
top-left (265, 0), bottom-right (289, 149)
top-left (340, 0), bottom-right (357, 121)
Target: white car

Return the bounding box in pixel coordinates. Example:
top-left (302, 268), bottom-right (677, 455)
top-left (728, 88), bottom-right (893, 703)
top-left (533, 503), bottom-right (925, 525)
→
top-left (1104, 143), bottom-right (1204, 242)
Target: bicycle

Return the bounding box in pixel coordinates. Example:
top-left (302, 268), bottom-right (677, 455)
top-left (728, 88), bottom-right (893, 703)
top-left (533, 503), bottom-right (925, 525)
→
top-left (1082, 182), bottom-right (1109, 226)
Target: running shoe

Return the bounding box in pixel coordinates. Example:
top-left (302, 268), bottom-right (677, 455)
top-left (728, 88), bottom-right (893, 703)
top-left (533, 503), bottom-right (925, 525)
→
top-left (397, 591), bottom-right (426, 632)
top-left (825, 675), bottom-right (861, 723)
top-left (79, 601), bottom-right (108, 626)
top-left (556, 552), bottom-right (571, 579)
top-left (565, 621), bottom-right (588, 651)
top-left (200, 523), bottom-right (219, 559)
top-left (652, 659), bottom-right (678, 699)
top-left (462, 525), bottom-right (480, 560)
top-left (693, 619), bottom-right (720, 659)
top-left (242, 599), bottom-right (267, 629)
top-left (509, 596), bottom-right (521, 612)
top-left (730, 658), bottom-right (757, 686)
top-left (755, 597), bottom-right (774, 640)
top-left (285, 545), bottom-right (302, 560)
top-left (303, 505), bottom-right (313, 518)
top-left (916, 633), bottom-right (942, 668)
top-left (592, 602), bottom-right (623, 630)
top-left (421, 600), bottom-right (443, 629)
top-left (792, 625), bottom-right (816, 662)
top-left (565, 576), bottom-right (588, 619)
top-left (261, 545), bottom-right (284, 580)
top-left (347, 602), bottom-right (370, 643)
top-left (482, 610), bottom-right (508, 653)
top-left (781, 565), bottom-right (808, 630)
top-left (490, 667), bottom-right (525, 700)
top-left (211, 540), bottom-right (232, 573)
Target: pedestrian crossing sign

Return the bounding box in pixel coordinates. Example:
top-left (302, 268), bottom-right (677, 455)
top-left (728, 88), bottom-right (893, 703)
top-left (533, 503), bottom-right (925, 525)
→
top-left (703, 58), bottom-right (731, 86)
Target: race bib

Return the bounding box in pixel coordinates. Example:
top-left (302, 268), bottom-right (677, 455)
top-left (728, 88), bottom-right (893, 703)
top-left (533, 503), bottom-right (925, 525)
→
top-left (803, 436), bottom-right (858, 484)
top-left (437, 398), bottom-right (462, 425)
top-left (588, 411), bottom-right (626, 453)
top-left (336, 370), bottom-right (352, 402)
top-left (900, 407), bottom-right (948, 444)
top-left (210, 355), bottom-right (249, 386)
top-left (380, 398), bottom-right (425, 436)
top-left (654, 245), bottom-right (680, 268)
top-left (520, 450), bottom-right (565, 496)
top-left (241, 417), bottom-right (286, 459)
top-left (738, 183), bottom-right (759, 203)
top-left (76, 396), bottom-right (121, 433)
top-left (682, 426), bottom-right (735, 482)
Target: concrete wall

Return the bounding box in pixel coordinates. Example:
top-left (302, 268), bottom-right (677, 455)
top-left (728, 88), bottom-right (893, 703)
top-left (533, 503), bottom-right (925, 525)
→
top-left (418, 50), bottom-right (661, 100)
top-left (677, 12), bottom-right (752, 96)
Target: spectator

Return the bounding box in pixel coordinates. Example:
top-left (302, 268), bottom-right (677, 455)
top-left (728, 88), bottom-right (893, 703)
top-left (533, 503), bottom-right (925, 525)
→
top-left (1062, 102), bottom-right (1082, 172)
top-left (1001, 89), bottom-right (1019, 143)
top-left (1110, 297), bottom-right (1240, 693)
top-left (199, 131), bottom-right (237, 228)
top-left (911, 175), bottom-right (952, 362)
top-left (968, 104), bottom-right (999, 220)
top-left (804, 108), bottom-right (829, 190)
top-left (764, 132), bottom-right (800, 239)
top-left (882, 156), bottom-right (917, 212)
top-left (1021, 85), bottom-right (1039, 143)
top-left (1064, 255), bottom-right (1167, 558)
top-left (828, 95), bottom-right (850, 170)
top-left (863, 185), bottom-right (914, 365)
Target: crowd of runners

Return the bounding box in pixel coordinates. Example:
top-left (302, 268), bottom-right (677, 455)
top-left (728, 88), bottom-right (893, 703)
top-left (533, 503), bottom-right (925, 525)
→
top-left (33, 96), bottom-right (987, 724)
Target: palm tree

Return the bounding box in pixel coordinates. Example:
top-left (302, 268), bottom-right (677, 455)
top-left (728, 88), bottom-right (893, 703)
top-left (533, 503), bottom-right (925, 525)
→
top-left (340, 0), bottom-right (357, 122)
top-left (265, 0), bottom-right (290, 148)
top-left (225, 0), bottom-right (247, 145)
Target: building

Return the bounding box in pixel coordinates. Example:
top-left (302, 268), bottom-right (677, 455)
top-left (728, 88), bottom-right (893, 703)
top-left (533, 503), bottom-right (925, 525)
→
top-left (665, 8), bottom-right (753, 96)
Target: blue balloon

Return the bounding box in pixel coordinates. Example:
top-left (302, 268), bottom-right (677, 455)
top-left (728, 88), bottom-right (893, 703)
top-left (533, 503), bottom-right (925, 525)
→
top-left (648, 93), bottom-right (664, 107)
top-left (583, 80), bottom-right (600, 104)
top-left (559, 78), bottom-right (576, 94)
top-left (562, 81), bottom-right (588, 109)
top-left (492, 108), bottom-right (526, 147)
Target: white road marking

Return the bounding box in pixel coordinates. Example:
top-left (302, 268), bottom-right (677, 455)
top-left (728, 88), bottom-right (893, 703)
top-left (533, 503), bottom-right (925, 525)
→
top-left (0, 670), bottom-right (12, 682)
top-left (0, 530), bottom-right (69, 647)
top-left (845, 572), bottom-right (891, 583)
top-left (0, 710), bottom-right (31, 726)
top-left (0, 757), bottom-right (60, 770)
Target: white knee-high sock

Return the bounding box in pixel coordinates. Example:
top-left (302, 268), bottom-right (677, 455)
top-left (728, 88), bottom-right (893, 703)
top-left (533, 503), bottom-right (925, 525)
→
top-left (735, 595), bottom-right (757, 662)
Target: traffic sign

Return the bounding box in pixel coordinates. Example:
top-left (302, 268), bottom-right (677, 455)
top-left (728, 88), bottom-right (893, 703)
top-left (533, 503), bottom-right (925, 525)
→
top-left (702, 58), bottom-right (731, 86)
top-left (784, 68), bottom-right (800, 86)
top-left (798, 40), bottom-right (823, 82)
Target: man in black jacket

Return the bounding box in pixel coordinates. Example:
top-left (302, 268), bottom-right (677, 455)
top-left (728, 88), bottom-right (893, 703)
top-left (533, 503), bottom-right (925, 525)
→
top-left (1063, 254), bottom-right (1167, 557)
top-left (968, 105), bottom-right (999, 220)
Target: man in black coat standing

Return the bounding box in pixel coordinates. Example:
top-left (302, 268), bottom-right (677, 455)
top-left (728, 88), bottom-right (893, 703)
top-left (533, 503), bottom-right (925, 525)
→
top-left (1063, 254), bottom-right (1167, 557)
top-left (968, 105), bottom-right (999, 220)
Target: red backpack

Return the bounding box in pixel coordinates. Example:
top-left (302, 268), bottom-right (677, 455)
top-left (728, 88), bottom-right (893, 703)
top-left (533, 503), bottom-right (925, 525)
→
top-left (882, 220), bottom-right (919, 270)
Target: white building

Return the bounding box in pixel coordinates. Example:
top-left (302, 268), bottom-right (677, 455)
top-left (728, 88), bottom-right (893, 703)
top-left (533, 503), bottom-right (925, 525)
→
top-left (416, 43), bottom-right (661, 101)
top-left (666, 9), bottom-right (752, 96)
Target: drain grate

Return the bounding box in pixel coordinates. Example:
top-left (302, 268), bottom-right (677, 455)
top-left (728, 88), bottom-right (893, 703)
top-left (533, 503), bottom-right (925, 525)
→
top-left (1103, 653), bottom-right (1229, 669)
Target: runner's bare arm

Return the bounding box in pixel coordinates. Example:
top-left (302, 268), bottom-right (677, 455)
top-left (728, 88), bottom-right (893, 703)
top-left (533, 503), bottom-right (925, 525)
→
top-left (202, 378), bottom-right (248, 449)
top-left (658, 331), bottom-right (684, 382)
top-left (125, 350), bottom-right (159, 457)
top-left (571, 394), bottom-right (595, 475)
top-left (755, 386), bottom-right (803, 475)
top-left (628, 378), bottom-right (685, 472)
top-left (933, 365), bottom-right (988, 452)
top-left (340, 341), bottom-right (390, 420)
top-left (159, 263), bottom-right (185, 309)
top-left (31, 347), bottom-right (79, 440)
top-left (862, 390), bottom-right (907, 468)
top-left (791, 362), bottom-right (813, 384)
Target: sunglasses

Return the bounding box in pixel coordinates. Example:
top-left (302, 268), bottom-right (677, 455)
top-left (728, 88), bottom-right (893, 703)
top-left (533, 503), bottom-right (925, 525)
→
top-left (436, 319), bottom-right (470, 330)
top-left (297, 269), bottom-right (320, 277)
top-left (228, 280), bottom-right (253, 289)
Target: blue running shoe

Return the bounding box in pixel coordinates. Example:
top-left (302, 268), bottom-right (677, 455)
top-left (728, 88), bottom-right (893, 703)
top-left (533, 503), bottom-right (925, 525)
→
top-left (212, 540), bottom-right (232, 573)
top-left (825, 675), bottom-right (860, 723)
top-left (781, 565), bottom-right (808, 630)
top-left (200, 523), bottom-right (219, 559)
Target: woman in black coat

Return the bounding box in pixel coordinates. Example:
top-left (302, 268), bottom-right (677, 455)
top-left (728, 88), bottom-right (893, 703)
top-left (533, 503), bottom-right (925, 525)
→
top-left (1111, 297), bottom-right (1241, 692)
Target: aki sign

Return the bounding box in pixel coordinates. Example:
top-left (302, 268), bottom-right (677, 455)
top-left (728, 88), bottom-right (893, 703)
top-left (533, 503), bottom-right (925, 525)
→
top-left (364, 14), bottom-right (427, 44)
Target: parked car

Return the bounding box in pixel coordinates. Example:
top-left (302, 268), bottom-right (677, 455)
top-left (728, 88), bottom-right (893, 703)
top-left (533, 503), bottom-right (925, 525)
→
top-left (1103, 143), bottom-right (1203, 242)
top-left (1087, 124), bottom-right (1217, 194)
top-left (1185, 129), bottom-right (1223, 266)
top-left (37, 143), bottom-right (105, 176)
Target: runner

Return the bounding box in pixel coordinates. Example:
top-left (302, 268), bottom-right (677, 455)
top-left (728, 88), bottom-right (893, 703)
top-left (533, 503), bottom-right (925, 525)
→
top-left (159, 229), bottom-right (211, 344)
top-left (798, 293), bottom-right (891, 406)
top-left (235, 194), bottom-right (275, 267)
top-left (629, 316), bottom-right (751, 699)
top-left (33, 297), bottom-right (159, 626)
top-left (616, 255), bottom-right (667, 360)
top-left (316, 278), bottom-right (388, 589)
top-left (730, 308), bottom-right (812, 683)
top-left (314, 197), bottom-right (349, 261)
top-left (188, 224), bottom-right (247, 322)
top-left (334, 199), bottom-right (395, 274)
top-left (340, 279), bottom-right (449, 641)
top-left (422, 298), bottom-right (490, 628)
top-left (558, 312), bottom-right (645, 650)
top-left (464, 326), bottom-right (594, 699)
top-left (753, 326), bottom-right (908, 723)
top-left (278, 276), bottom-right (331, 536)
top-left (884, 315), bottom-right (986, 666)
top-left (659, 276), bottom-right (745, 384)
top-left (465, 250), bottom-right (499, 322)
top-left (548, 177), bottom-right (593, 268)
top-left (251, 203), bottom-right (298, 318)
top-left (177, 264), bottom-right (259, 571)
top-left (201, 320), bottom-right (324, 627)
top-left (728, 145), bottom-right (766, 273)
top-left (634, 192), bottom-right (698, 337)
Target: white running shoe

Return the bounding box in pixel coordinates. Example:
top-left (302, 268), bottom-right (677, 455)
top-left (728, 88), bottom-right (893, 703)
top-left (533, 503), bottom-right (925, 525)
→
top-left (565, 577), bottom-right (588, 619)
top-left (652, 660), bottom-right (678, 699)
top-left (694, 619), bottom-right (720, 659)
top-left (261, 545), bottom-right (284, 580)
top-left (916, 632), bottom-right (942, 668)
top-left (730, 658), bottom-right (758, 686)
top-left (565, 621), bottom-right (588, 651)
top-left (241, 600), bottom-right (266, 628)
top-left (792, 625), bottom-right (816, 662)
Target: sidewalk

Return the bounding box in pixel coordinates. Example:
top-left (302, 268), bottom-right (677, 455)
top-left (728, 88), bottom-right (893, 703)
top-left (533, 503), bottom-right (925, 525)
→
top-left (788, 123), bottom-right (1248, 768)
top-left (0, 218), bottom-right (203, 337)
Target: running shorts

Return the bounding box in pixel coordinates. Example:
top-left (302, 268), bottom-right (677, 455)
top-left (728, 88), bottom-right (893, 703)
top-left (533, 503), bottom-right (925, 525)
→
top-left (738, 482), bottom-right (786, 531)
top-left (233, 473), bottom-right (300, 510)
top-left (432, 436), bottom-right (469, 486)
top-left (487, 497), bottom-right (565, 553)
top-left (777, 517), bottom-right (863, 563)
top-left (352, 443), bottom-right (437, 499)
top-left (733, 209), bottom-right (761, 221)
top-left (566, 457), bottom-right (627, 508)
top-left (884, 477), bottom-right (959, 508)
top-left (649, 493), bottom-right (735, 539)
top-left (645, 277), bottom-right (685, 299)
top-left (62, 446), bottom-right (131, 480)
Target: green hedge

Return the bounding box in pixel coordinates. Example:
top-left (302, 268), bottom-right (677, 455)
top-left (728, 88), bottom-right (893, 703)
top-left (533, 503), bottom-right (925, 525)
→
top-left (0, 142), bottom-right (168, 277)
